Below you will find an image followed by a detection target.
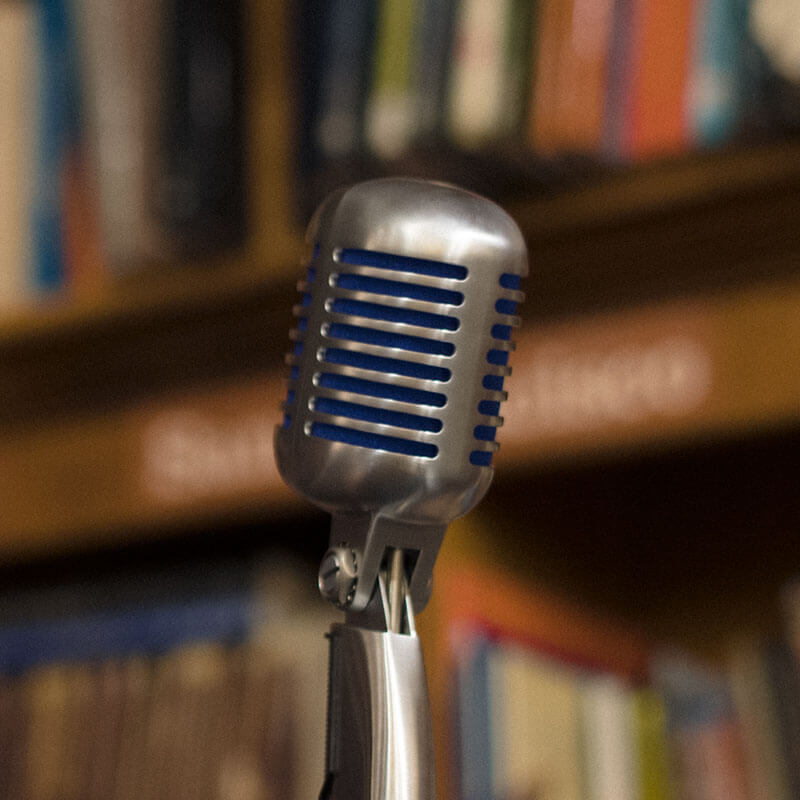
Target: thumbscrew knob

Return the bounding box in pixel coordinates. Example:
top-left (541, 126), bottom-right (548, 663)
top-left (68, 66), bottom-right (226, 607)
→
top-left (318, 547), bottom-right (358, 608)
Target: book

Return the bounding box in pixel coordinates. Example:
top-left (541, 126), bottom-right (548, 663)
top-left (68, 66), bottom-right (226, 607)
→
top-left (685, 0), bottom-right (749, 147)
top-left (154, 0), bottom-right (247, 257)
top-left (31, 0), bottom-right (80, 296)
top-left (445, 0), bottom-right (513, 148)
top-left (0, 1), bottom-right (38, 309)
top-left (602, 0), bottom-right (637, 158)
top-left (364, 0), bottom-right (419, 158)
top-left (454, 627), bottom-right (585, 800)
top-left (489, 637), bottom-right (584, 800)
top-left (0, 559), bottom-right (257, 674)
top-left (551, 0), bottom-right (615, 155)
top-left (528, 0), bottom-right (572, 154)
top-left (70, 0), bottom-right (168, 270)
top-left (0, 556), bottom-right (335, 800)
top-left (413, 0), bottom-right (459, 142)
top-left (421, 516), bottom-right (652, 800)
top-left (625, 0), bottom-right (697, 159)
top-left (313, 0), bottom-right (377, 161)
top-left (654, 650), bottom-right (751, 800)
top-left (580, 673), bottom-right (639, 800)
top-left (500, 0), bottom-right (538, 140)
top-left (632, 688), bottom-right (674, 800)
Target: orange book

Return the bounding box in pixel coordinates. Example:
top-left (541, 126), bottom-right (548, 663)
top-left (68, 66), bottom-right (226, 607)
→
top-left (551, 0), bottom-right (616, 154)
top-left (625, 0), bottom-right (696, 159)
top-left (62, 149), bottom-right (107, 302)
top-left (528, 0), bottom-right (572, 154)
top-left (419, 516), bottom-right (650, 799)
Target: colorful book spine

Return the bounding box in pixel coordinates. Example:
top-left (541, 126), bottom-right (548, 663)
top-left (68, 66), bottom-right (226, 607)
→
top-left (314, 0), bottom-right (377, 160)
top-left (364, 0), bottom-right (419, 158)
top-left (654, 651), bottom-right (751, 800)
top-left (621, 0), bottom-right (697, 159)
top-left (32, 0), bottom-right (77, 295)
top-left (552, 0), bottom-right (615, 154)
top-left (686, 0), bottom-right (748, 146)
top-left (528, 0), bottom-right (572, 154)
top-left (580, 673), bottom-right (639, 800)
top-left (0, 2), bottom-right (38, 309)
top-left (414, 0), bottom-right (459, 142)
top-left (445, 0), bottom-right (512, 148)
top-left (70, 0), bottom-right (166, 270)
top-left (0, 592), bottom-right (254, 675)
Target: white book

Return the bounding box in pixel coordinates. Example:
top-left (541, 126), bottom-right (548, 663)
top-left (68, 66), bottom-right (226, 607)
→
top-left (71, 0), bottom-right (166, 270)
top-left (580, 673), bottom-right (638, 800)
top-left (446, 0), bottom-right (511, 148)
top-left (489, 643), bottom-right (583, 800)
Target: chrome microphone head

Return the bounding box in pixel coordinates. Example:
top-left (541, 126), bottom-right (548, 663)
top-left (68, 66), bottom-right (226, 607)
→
top-left (275, 178), bottom-right (527, 613)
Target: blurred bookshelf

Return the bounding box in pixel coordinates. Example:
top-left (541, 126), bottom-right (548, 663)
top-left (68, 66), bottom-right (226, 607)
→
top-left (2, 0), bottom-right (800, 797)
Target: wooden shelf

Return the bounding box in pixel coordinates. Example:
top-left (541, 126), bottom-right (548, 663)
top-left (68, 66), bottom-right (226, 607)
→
top-left (1, 134), bottom-right (799, 562)
top-left (2, 269), bottom-right (798, 562)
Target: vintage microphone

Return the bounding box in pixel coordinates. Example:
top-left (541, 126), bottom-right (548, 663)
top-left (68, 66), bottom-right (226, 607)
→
top-left (274, 178), bottom-right (527, 799)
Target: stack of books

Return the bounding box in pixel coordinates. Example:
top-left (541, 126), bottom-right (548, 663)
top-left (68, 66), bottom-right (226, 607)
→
top-left (294, 0), bottom-right (797, 180)
top-left (0, 0), bottom-right (246, 312)
top-left (0, 555), bottom-right (333, 800)
top-left (423, 535), bottom-right (800, 799)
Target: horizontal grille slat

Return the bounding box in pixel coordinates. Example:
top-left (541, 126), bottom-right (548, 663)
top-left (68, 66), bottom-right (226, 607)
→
top-left (325, 323), bottom-right (455, 356)
top-left (330, 298), bottom-right (460, 330)
top-left (322, 348), bottom-right (451, 381)
top-left (317, 373), bottom-right (447, 407)
top-left (335, 273), bottom-right (464, 305)
top-left (310, 423), bottom-right (438, 458)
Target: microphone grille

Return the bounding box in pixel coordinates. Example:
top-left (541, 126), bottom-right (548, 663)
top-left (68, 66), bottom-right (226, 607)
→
top-left (276, 178), bottom-right (526, 522)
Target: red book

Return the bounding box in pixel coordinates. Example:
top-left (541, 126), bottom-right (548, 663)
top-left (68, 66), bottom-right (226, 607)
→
top-left (625, 0), bottom-right (696, 159)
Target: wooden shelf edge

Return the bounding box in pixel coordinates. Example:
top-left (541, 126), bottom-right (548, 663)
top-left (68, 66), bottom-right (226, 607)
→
top-left (507, 137), bottom-right (800, 241)
top-left (1, 275), bottom-right (798, 561)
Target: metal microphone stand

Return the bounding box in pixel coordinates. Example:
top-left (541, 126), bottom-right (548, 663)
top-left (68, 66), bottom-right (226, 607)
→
top-left (318, 541), bottom-right (437, 800)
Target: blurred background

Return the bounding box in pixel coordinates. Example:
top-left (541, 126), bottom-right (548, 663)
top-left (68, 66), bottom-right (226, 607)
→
top-left (1, 0), bottom-right (800, 797)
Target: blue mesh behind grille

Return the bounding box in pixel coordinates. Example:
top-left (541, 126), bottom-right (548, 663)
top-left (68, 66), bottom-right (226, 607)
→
top-left (499, 273), bottom-right (521, 290)
top-left (339, 248), bottom-right (468, 280)
top-left (487, 349), bottom-right (509, 366)
top-left (495, 298), bottom-right (517, 315)
top-left (491, 324), bottom-right (512, 340)
top-left (283, 245), bottom-right (320, 429)
top-left (314, 397), bottom-right (442, 432)
top-left (482, 375), bottom-right (505, 391)
top-left (478, 399), bottom-right (500, 416)
top-left (306, 247), bottom-right (462, 458)
top-left (469, 450), bottom-right (493, 467)
top-left (470, 271), bottom-right (523, 467)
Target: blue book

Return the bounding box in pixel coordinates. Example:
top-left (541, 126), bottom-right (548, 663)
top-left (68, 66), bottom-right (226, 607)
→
top-left (0, 559), bottom-right (260, 675)
top-left (314, 0), bottom-right (377, 160)
top-left (455, 631), bottom-right (494, 800)
top-left (686, 0), bottom-right (749, 147)
top-left (31, 0), bottom-right (79, 294)
top-left (0, 591), bottom-right (254, 675)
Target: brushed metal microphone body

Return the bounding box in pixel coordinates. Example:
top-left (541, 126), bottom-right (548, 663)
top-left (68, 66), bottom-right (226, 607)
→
top-left (275, 178), bottom-right (527, 799)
